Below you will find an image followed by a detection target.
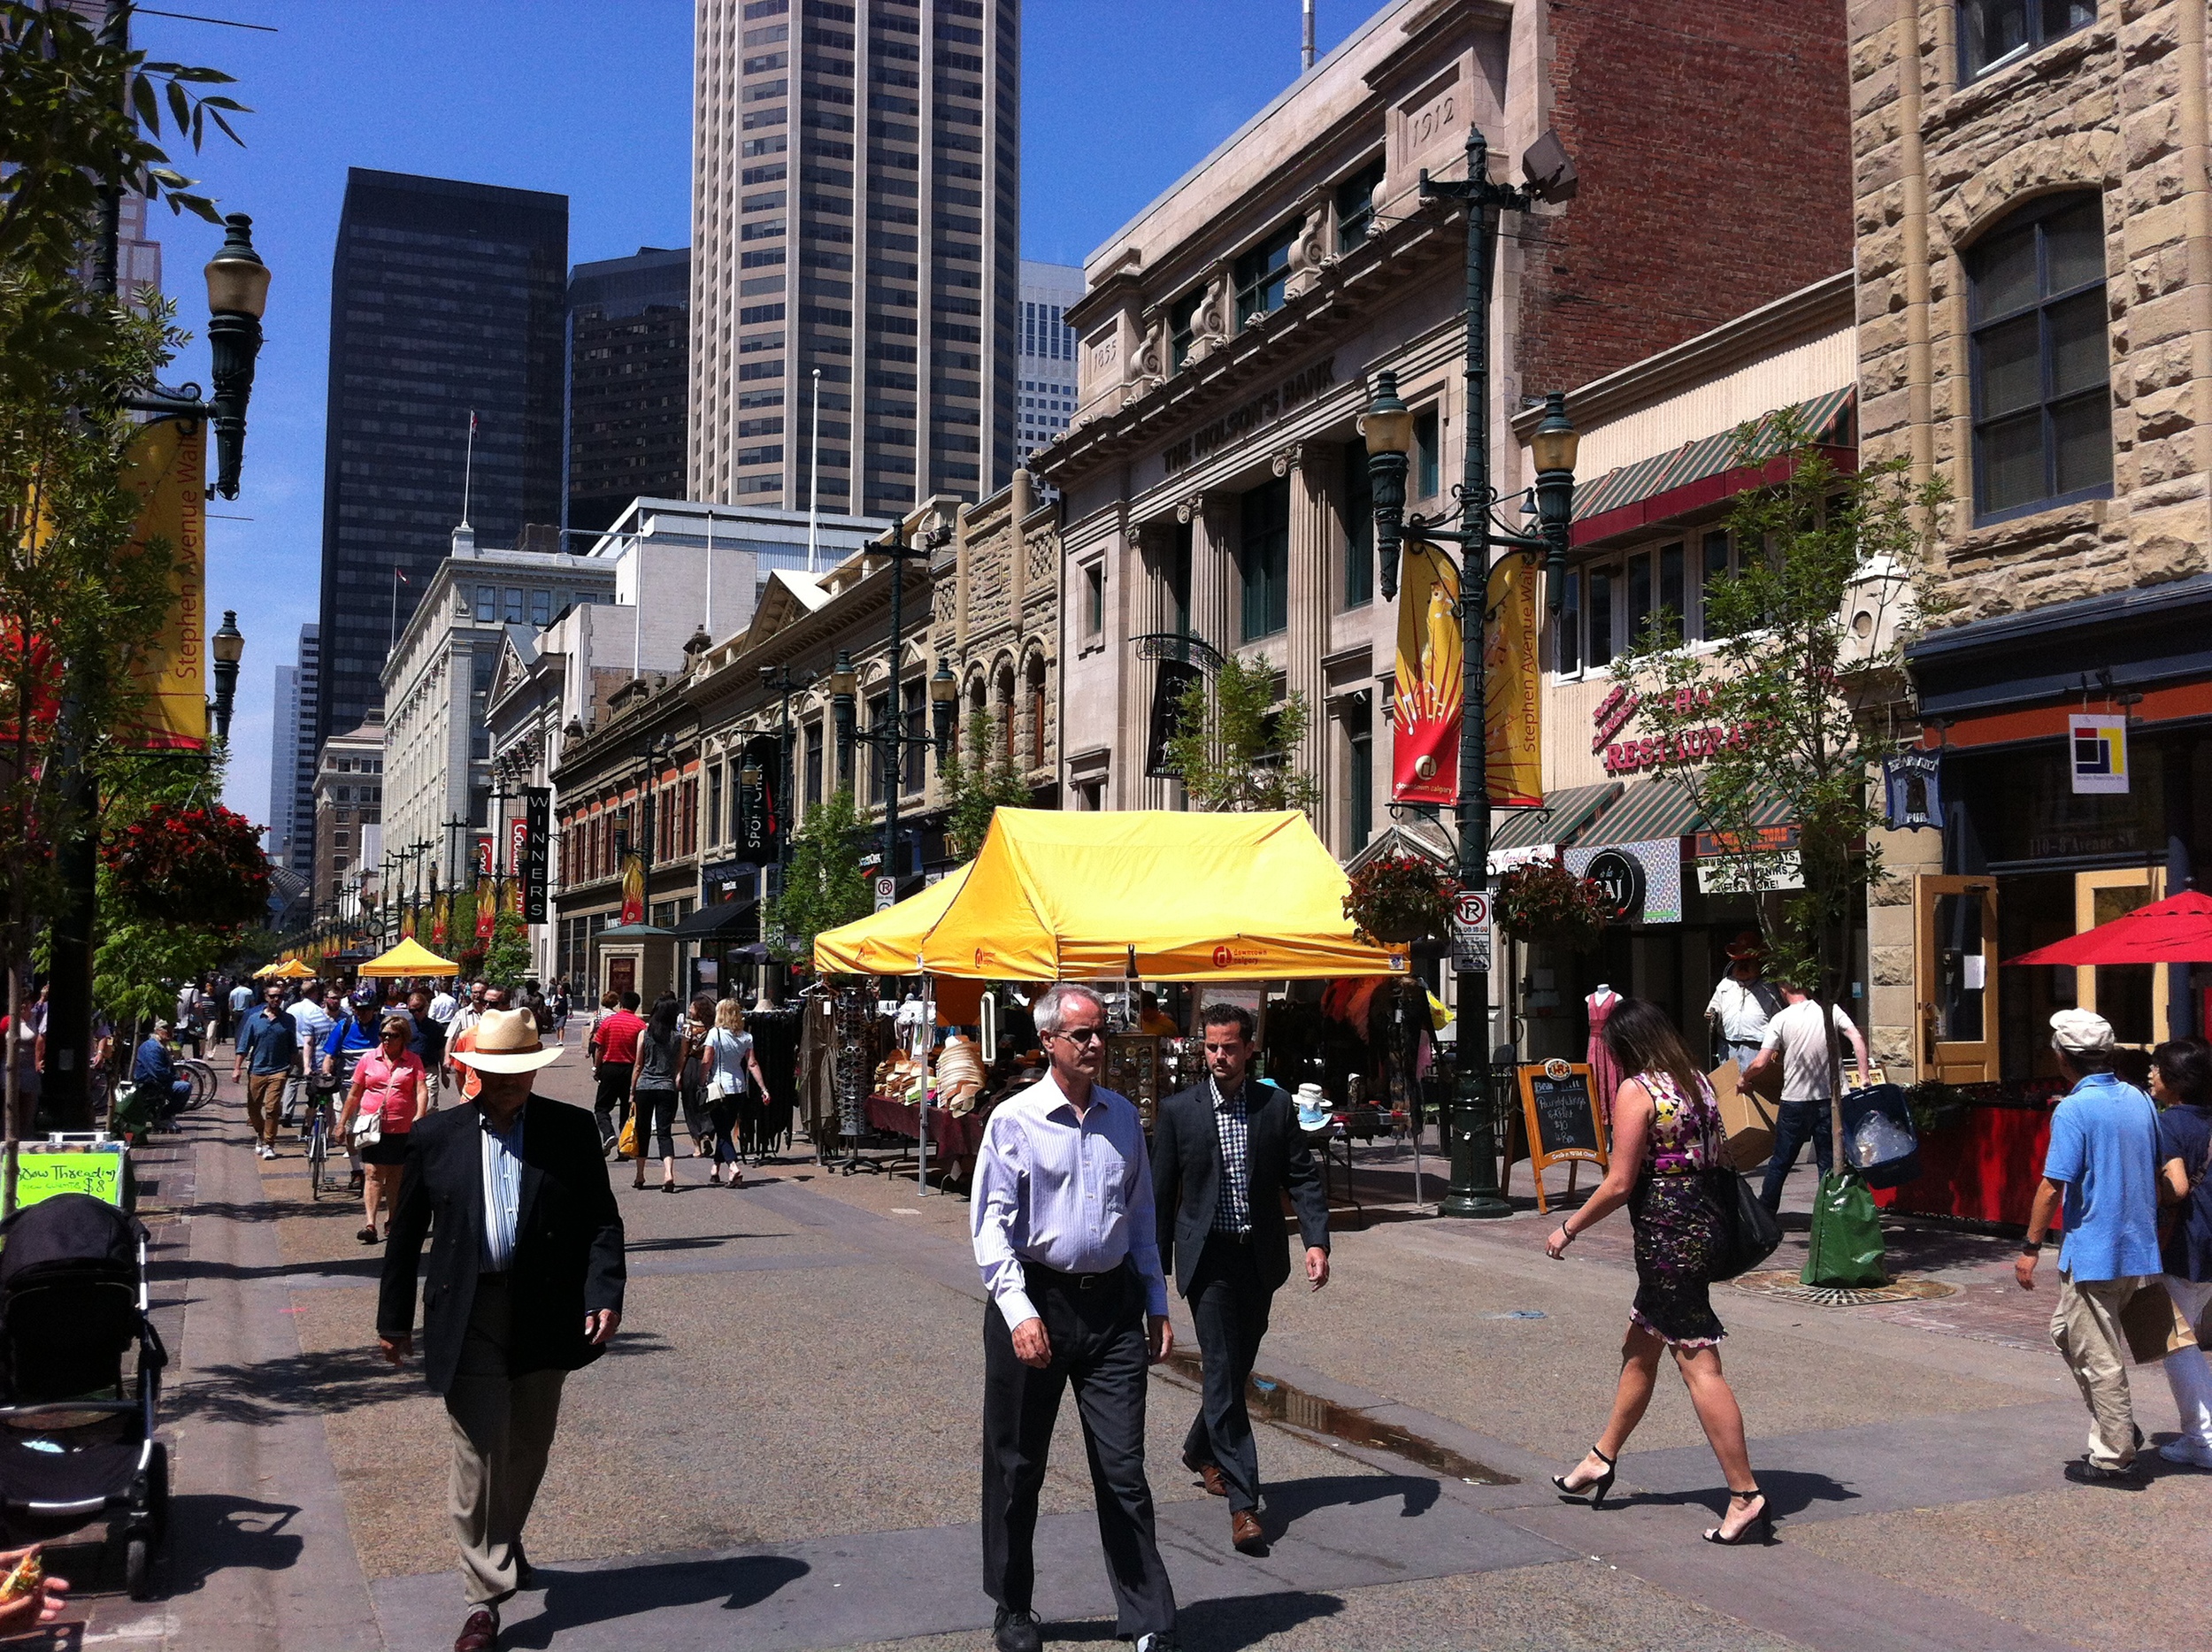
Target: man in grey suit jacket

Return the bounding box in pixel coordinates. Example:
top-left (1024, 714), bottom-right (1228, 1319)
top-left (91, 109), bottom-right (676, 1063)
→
top-left (1151, 1001), bottom-right (1330, 1556)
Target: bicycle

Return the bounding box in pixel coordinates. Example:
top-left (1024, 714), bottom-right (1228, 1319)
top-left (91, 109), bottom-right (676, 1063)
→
top-left (304, 1095), bottom-right (331, 1200)
top-left (177, 1058), bottom-right (217, 1109)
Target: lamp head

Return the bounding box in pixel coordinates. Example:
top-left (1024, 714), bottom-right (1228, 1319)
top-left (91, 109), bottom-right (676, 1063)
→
top-left (1357, 369), bottom-right (1414, 457)
top-left (827, 650), bottom-right (858, 700)
top-left (757, 665), bottom-right (778, 690)
top-left (740, 762), bottom-right (762, 788)
top-left (211, 609), bottom-right (244, 665)
top-left (204, 213), bottom-right (271, 319)
top-left (928, 657), bottom-right (958, 703)
top-left (1529, 390), bottom-right (1578, 473)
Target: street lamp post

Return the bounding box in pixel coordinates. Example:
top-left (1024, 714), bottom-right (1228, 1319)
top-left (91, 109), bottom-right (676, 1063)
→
top-left (210, 611), bottom-right (244, 744)
top-left (1364, 125), bottom-right (1579, 1219)
top-left (757, 663), bottom-right (815, 890)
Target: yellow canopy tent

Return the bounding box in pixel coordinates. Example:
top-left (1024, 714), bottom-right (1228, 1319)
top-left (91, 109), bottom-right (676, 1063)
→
top-left (357, 936), bottom-right (459, 978)
top-left (813, 863), bottom-right (972, 975)
top-left (259, 958), bottom-right (316, 980)
top-left (817, 810), bottom-right (1407, 980)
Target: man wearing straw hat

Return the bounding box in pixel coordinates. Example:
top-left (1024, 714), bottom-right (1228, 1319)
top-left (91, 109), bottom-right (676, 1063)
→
top-left (377, 1009), bottom-right (625, 1652)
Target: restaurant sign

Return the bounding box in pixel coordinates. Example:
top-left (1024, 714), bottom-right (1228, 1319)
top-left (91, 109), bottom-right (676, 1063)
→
top-left (1592, 683), bottom-right (1754, 776)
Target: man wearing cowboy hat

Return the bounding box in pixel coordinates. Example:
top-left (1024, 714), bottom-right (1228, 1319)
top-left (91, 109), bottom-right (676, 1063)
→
top-left (377, 1008), bottom-right (625, 1652)
top-left (1705, 931), bottom-right (1783, 1073)
top-left (1150, 1002), bottom-right (1330, 1558)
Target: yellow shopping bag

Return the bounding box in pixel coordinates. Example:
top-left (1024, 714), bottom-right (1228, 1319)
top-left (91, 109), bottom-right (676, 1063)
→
top-left (616, 1115), bottom-right (639, 1159)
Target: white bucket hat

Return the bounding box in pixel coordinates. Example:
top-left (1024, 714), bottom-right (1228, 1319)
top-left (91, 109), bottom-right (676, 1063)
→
top-left (2049, 1009), bottom-right (2116, 1054)
top-left (452, 1007), bottom-right (565, 1073)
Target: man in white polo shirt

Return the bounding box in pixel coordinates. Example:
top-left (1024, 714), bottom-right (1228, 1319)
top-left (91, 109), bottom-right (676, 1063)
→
top-left (1742, 981), bottom-right (1870, 1213)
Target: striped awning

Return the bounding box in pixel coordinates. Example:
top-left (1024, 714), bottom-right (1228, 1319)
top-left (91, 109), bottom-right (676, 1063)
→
top-left (1570, 387), bottom-right (1855, 533)
top-left (1574, 776), bottom-right (1706, 849)
top-left (1490, 782), bottom-right (1623, 851)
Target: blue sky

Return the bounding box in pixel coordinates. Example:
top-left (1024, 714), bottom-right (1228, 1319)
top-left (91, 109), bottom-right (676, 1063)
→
top-left (131, 0), bottom-right (1360, 822)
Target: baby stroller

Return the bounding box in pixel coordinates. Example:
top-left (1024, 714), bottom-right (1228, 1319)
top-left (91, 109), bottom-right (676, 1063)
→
top-left (0, 1194), bottom-right (168, 1598)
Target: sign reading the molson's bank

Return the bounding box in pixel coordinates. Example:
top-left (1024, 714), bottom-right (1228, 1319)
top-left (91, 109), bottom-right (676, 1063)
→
top-left (1161, 357), bottom-right (1335, 473)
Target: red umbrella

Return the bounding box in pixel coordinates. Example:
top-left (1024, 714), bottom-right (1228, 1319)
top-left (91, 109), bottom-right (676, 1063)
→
top-left (2005, 888), bottom-right (2212, 966)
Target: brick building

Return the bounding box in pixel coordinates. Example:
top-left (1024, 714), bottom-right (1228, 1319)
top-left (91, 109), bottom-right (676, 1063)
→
top-left (1855, 0), bottom-right (2212, 1084)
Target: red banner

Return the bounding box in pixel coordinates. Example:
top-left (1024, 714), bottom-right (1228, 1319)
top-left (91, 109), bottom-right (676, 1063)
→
top-left (510, 818), bottom-right (528, 876)
top-left (619, 851), bottom-right (646, 926)
top-left (1391, 541), bottom-right (1461, 806)
top-left (476, 884), bottom-right (495, 941)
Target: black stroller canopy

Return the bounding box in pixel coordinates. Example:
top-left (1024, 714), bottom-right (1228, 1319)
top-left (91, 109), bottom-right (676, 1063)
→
top-left (0, 1193), bottom-right (141, 1292)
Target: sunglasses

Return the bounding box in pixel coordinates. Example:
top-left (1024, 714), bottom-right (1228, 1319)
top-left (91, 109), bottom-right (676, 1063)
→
top-left (1048, 1026), bottom-right (1105, 1045)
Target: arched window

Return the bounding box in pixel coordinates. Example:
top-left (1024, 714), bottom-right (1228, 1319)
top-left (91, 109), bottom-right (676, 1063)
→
top-left (1968, 193), bottom-right (2111, 522)
top-left (1027, 657), bottom-right (1048, 769)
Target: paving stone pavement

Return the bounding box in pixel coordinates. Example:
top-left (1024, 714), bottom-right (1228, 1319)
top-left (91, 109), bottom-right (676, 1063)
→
top-left (20, 1060), bottom-right (2211, 1651)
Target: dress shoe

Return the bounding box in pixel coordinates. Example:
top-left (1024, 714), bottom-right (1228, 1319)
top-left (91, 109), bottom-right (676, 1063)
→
top-left (1181, 1448), bottom-right (1227, 1497)
top-left (2064, 1456), bottom-right (2142, 1487)
top-left (1232, 1507), bottom-right (1267, 1556)
top-left (1133, 1633), bottom-right (1181, 1652)
top-left (993, 1605), bottom-right (1042, 1652)
top-left (454, 1607), bottom-right (499, 1652)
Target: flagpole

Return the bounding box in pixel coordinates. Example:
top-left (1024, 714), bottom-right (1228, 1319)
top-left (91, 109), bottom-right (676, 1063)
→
top-left (462, 409), bottom-right (476, 526)
top-left (390, 565), bottom-right (400, 656)
top-left (808, 369), bottom-right (821, 573)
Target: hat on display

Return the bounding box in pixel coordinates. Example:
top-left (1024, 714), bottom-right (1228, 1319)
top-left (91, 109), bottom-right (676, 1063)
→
top-left (1294, 1082), bottom-right (1332, 1130)
top-left (1724, 931), bottom-right (1768, 962)
top-left (2049, 1009), bottom-right (2116, 1055)
top-left (451, 1007), bottom-right (565, 1072)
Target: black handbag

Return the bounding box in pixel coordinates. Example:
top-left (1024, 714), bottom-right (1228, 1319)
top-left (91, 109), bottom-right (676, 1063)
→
top-left (1701, 1101), bottom-right (1781, 1280)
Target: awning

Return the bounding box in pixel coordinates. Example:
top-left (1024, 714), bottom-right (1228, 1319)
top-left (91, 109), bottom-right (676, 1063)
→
top-left (1570, 388), bottom-right (1855, 547)
top-left (669, 898), bottom-right (757, 939)
top-left (1490, 783), bottom-right (1623, 852)
top-left (358, 936), bottom-right (460, 978)
top-left (1576, 777), bottom-right (1705, 848)
top-left (814, 864), bottom-right (973, 976)
top-left (595, 922), bottom-right (678, 942)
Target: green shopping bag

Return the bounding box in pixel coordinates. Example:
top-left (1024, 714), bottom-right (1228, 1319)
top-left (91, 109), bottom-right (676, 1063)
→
top-left (1801, 1170), bottom-right (1887, 1288)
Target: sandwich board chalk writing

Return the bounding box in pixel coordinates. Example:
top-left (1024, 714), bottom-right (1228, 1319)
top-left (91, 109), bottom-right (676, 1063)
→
top-left (1509, 1061), bottom-right (1608, 1214)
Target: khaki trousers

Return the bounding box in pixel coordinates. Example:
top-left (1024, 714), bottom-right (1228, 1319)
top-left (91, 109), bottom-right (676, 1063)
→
top-left (445, 1274), bottom-right (566, 1606)
top-left (2051, 1272), bottom-right (2151, 1470)
top-left (244, 1072), bottom-right (287, 1145)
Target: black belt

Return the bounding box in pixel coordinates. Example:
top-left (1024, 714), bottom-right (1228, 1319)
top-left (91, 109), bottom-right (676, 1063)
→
top-left (1023, 1258), bottom-right (1129, 1292)
top-left (1209, 1228), bottom-right (1254, 1243)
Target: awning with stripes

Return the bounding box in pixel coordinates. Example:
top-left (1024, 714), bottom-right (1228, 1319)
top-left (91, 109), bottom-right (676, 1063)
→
top-left (1490, 782), bottom-right (1623, 851)
top-left (1572, 778), bottom-right (1795, 849)
top-left (1569, 387), bottom-right (1855, 547)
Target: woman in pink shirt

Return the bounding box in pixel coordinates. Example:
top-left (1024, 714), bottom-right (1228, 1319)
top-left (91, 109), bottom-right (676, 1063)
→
top-left (341, 1015), bottom-right (430, 1244)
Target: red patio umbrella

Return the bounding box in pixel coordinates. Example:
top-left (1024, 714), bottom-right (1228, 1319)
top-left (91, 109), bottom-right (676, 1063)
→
top-left (2004, 888), bottom-right (2212, 966)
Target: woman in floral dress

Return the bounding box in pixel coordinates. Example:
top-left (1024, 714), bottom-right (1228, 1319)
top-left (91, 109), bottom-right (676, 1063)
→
top-left (1542, 997), bottom-right (1770, 1545)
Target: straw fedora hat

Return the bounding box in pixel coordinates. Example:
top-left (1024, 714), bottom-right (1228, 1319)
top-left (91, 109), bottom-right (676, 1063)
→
top-left (452, 1007), bottom-right (565, 1073)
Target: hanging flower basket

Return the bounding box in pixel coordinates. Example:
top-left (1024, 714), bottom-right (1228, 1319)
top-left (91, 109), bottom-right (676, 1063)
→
top-left (1343, 853), bottom-right (1460, 947)
top-left (101, 803), bottom-right (269, 931)
top-left (1495, 859), bottom-right (1610, 954)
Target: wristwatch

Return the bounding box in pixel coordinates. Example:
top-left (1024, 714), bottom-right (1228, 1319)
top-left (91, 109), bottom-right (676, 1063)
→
top-left (2019, 1239), bottom-right (2043, 1256)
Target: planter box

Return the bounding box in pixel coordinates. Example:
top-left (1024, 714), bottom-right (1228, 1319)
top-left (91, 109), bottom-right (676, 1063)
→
top-left (1874, 1095), bottom-right (2059, 1229)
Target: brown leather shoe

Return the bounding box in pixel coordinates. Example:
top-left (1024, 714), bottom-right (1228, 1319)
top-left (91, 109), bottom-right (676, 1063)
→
top-left (1181, 1450), bottom-right (1228, 1497)
top-left (1232, 1508), bottom-right (1267, 1556)
top-left (455, 1607), bottom-right (499, 1651)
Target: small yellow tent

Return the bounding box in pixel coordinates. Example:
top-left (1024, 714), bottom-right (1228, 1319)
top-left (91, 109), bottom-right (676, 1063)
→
top-left (816, 810), bottom-right (1406, 981)
top-left (357, 936), bottom-right (459, 978)
top-left (259, 958), bottom-right (317, 980)
top-left (813, 863), bottom-right (972, 976)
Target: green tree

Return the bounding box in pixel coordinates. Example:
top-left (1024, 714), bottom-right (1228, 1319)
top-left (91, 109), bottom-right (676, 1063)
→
top-left (941, 707), bottom-right (1032, 859)
top-left (1161, 652), bottom-right (1319, 815)
top-left (1613, 409), bottom-right (1949, 1180)
top-left (768, 788), bottom-right (871, 967)
top-left (481, 907), bottom-right (532, 992)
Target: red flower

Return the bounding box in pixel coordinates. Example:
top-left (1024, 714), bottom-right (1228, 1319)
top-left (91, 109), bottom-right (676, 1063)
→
top-left (102, 802), bottom-right (269, 931)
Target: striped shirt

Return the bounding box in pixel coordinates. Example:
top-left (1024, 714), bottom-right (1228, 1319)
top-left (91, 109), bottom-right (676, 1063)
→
top-left (479, 1108), bottom-right (526, 1274)
top-left (1210, 1077), bottom-right (1252, 1234)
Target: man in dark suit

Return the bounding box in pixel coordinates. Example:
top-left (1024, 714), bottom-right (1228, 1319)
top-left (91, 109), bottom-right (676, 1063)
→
top-left (378, 1009), bottom-right (625, 1652)
top-left (1151, 1002), bottom-right (1330, 1556)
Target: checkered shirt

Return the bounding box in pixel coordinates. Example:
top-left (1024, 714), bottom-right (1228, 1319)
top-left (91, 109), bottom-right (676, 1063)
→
top-left (1210, 1077), bottom-right (1252, 1234)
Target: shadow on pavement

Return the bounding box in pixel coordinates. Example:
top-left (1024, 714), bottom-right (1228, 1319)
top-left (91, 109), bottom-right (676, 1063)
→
top-left (1260, 1472), bottom-right (1440, 1539)
top-left (166, 1348), bottom-right (419, 1425)
top-left (499, 1553), bottom-right (809, 1648)
top-left (1040, 1590), bottom-right (1346, 1649)
top-left (165, 1493), bottom-right (306, 1593)
top-left (624, 1231), bottom-right (780, 1254)
top-left (1620, 1467), bottom-right (1857, 1521)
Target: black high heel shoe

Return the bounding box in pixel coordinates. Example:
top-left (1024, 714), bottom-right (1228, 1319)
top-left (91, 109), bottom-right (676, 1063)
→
top-left (1701, 1488), bottom-right (1772, 1545)
top-left (1551, 1446), bottom-right (1617, 1507)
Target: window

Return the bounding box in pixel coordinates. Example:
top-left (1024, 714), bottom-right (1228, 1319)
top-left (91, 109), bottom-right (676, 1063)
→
top-left (1657, 542), bottom-right (1685, 644)
top-left (1030, 677), bottom-right (1047, 768)
top-left (1168, 519), bottom-right (1193, 634)
top-left (1335, 158), bottom-right (1386, 253)
top-left (530, 588), bottom-right (551, 626)
top-left (1625, 550), bottom-right (1652, 644)
top-left (1961, 0), bottom-right (2095, 81)
top-left (1233, 222), bottom-right (1296, 328)
top-left (1169, 286), bottom-right (1203, 371)
top-left (1413, 406), bottom-right (1440, 500)
top-left (1555, 568), bottom-right (1582, 674)
top-left (707, 763), bottom-right (723, 847)
top-left (1342, 439), bottom-right (1372, 608)
top-left (1238, 479), bottom-right (1291, 641)
top-left (1700, 530), bottom-right (1732, 640)
top-left (1586, 565), bottom-right (1615, 668)
top-left (1083, 561), bottom-right (1103, 637)
top-left (865, 693), bottom-right (889, 803)
top-left (904, 691), bottom-right (925, 792)
top-left (1346, 695), bottom-right (1373, 855)
top-left (1968, 194), bottom-right (2110, 522)
top-left (803, 719), bottom-right (823, 804)
top-left (503, 588), bottom-right (524, 624)
top-left (475, 585), bottom-right (495, 622)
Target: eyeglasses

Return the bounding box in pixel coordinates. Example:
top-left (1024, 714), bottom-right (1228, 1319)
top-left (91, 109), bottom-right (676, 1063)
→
top-left (1048, 1026), bottom-right (1105, 1045)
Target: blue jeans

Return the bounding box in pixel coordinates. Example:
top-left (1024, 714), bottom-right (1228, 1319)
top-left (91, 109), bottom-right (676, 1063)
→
top-left (1759, 1099), bottom-right (1833, 1213)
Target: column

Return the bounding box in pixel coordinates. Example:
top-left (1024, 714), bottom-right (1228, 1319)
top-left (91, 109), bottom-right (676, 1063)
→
top-left (1279, 443), bottom-right (1331, 825)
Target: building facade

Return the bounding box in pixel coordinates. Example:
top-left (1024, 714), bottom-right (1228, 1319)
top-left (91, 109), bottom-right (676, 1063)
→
top-left (1017, 258), bottom-right (1081, 466)
top-left (1854, 0), bottom-right (2212, 1085)
top-left (311, 713), bottom-right (384, 913)
top-left (687, 0), bottom-right (1020, 519)
top-left (568, 246), bottom-right (692, 534)
top-left (265, 621), bottom-right (319, 888)
top-left (1036, 0), bottom-right (1851, 1049)
top-left (317, 169), bottom-right (568, 748)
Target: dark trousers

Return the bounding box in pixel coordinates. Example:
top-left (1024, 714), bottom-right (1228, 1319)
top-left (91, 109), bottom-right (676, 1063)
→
top-left (981, 1264), bottom-right (1175, 1639)
top-left (592, 1062), bottom-right (633, 1145)
top-left (632, 1089), bottom-right (678, 1160)
top-left (1183, 1233), bottom-right (1273, 1512)
top-left (1759, 1098), bottom-right (1834, 1212)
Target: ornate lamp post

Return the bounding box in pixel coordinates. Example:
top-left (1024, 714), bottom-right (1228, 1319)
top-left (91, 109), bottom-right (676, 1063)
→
top-left (210, 611), bottom-right (244, 744)
top-left (1364, 125), bottom-right (1579, 1219)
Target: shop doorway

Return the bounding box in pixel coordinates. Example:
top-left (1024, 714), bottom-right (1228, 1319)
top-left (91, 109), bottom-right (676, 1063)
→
top-left (1916, 874), bottom-right (2000, 1082)
top-left (607, 956), bottom-right (635, 999)
top-left (2075, 866), bottom-right (2166, 1046)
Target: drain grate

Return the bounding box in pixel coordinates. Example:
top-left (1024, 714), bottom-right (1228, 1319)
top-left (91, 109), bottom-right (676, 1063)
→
top-left (1729, 1270), bottom-right (1961, 1307)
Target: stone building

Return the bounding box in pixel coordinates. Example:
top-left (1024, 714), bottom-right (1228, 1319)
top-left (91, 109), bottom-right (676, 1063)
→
top-left (311, 712), bottom-right (383, 918)
top-left (1035, 0), bottom-right (1851, 1043)
top-left (1855, 0), bottom-right (2212, 1083)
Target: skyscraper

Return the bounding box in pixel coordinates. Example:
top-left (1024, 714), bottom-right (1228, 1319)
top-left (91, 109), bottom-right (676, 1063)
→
top-left (264, 623), bottom-right (319, 884)
top-left (568, 246), bottom-right (692, 534)
top-left (316, 169), bottom-right (568, 747)
top-left (687, 0), bottom-right (1019, 520)
top-left (1015, 258), bottom-right (1079, 467)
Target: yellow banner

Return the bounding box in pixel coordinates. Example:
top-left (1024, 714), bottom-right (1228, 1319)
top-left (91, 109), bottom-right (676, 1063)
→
top-left (1483, 554), bottom-right (1543, 809)
top-left (1390, 541), bottom-right (1462, 806)
top-left (122, 421), bottom-right (207, 751)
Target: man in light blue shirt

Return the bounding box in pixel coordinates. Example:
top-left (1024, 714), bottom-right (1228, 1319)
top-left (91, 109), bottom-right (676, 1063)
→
top-left (972, 982), bottom-right (1177, 1652)
top-left (2016, 1009), bottom-right (2162, 1479)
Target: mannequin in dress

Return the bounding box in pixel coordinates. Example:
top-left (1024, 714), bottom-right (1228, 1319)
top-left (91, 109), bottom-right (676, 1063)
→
top-left (1586, 986), bottom-right (1622, 1129)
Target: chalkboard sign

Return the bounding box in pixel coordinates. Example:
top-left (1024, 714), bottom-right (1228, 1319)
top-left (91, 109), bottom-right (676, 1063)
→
top-left (1516, 1061), bottom-right (1609, 1212)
